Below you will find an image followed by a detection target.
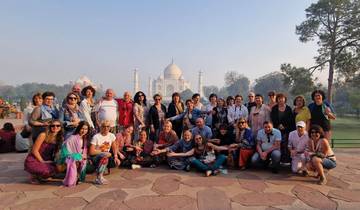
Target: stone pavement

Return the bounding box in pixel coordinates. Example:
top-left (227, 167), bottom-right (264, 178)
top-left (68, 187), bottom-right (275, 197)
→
top-left (0, 150), bottom-right (359, 210)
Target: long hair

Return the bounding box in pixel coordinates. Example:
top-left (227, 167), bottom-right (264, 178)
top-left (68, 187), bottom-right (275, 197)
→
top-left (134, 91), bottom-right (147, 106)
top-left (73, 121), bottom-right (90, 149)
top-left (44, 119), bottom-right (64, 151)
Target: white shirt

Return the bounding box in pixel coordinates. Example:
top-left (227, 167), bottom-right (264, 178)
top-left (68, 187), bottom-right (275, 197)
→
top-left (288, 130), bottom-right (309, 153)
top-left (23, 105), bottom-right (34, 126)
top-left (95, 99), bottom-right (118, 127)
top-left (227, 104), bottom-right (248, 124)
top-left (91, 132), bottom-right (116, 152)
top-left (80, 99), bottom-right (95, 128)
top-left (15, 133), bottom-right (30, 152)
top-left (205, 103), bottom-right (216, 126)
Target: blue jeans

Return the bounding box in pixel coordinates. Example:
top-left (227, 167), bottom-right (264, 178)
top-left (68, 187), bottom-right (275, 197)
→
top-left (251, 150), bottom-right (281, 169)
top-left (190, 154), bottom-right (227, 172)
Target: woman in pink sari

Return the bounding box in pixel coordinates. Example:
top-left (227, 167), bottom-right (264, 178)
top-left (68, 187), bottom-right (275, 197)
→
top-left (59, 121), bottom-right (90, 187)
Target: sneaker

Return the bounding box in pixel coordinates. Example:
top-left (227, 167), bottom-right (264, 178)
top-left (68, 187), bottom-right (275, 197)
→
top-left (131, 164), bottom-right (141, 169)
top-left (219, 168), bottom-right (228, 175)
top-left (205, 170), bottom-right (212, 177)
top-left (94, 177), bottom-right (109, 185)
top-left (94, 177), bottom-right (103, 185)
top-left (185, 165), bottom-right (191, 172)
top-left (213, 169), bottom-right (220, 176)
top-left (318, 176), bottom-right (327, 185)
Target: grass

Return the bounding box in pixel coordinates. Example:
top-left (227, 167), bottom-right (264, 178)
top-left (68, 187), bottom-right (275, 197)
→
top-left (331, 117), bottom-right (360, 148)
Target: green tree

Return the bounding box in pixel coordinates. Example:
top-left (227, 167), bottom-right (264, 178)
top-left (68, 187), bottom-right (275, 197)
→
top-left (296, 0), bottom-right (360, 103)
top-left (180, 89), bottom-right (194, 101)
top-left (254, 72), bottom-right (289, 97)
top-left (224, 71), bottom-right (250, 97)
top-left (280, 63), bottom-right (316, 96)
top-left (348, 87), bottom-right (360, 118)
top-left (203, 85), bottom-right (219, 99)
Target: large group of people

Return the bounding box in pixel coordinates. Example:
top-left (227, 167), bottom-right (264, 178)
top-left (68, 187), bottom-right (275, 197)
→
top-left (1, 85), bottom-right (337, 186)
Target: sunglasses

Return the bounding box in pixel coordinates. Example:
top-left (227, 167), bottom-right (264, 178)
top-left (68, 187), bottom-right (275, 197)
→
top-left (68, 97), bottom-right (77, 100)
top-left (50, 124), bottom-right (61, 128)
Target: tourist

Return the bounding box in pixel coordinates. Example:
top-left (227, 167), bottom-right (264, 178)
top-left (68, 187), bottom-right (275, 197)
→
top-left (227, 95), bottom-right (248, 127)
top-left (115, 125), bottom-right (134, 166)
top-left (15, 127), bottom-right (31, 152)
top-left (79, 85), bottom-right (96, 133)
top-left (267, 91), bottom-right (277, 109)
top-left (229, 118), bottom-right (255, 170)
top-left (24, 120), bottom-right (64, 183)
top-left (190, 134), bottom-right (228, 176)
top-left (192, 93), bottom-right (204, 110)
top-left (0, 122), bottom-right (16, 153)
top-left (308, 90), bottom-right (336, 141)
top-left (23, 93), bottom-right (42, 133)
top-left (191, 118), bottom-right (213, 140)
top-left (59, 121), bottom-right (90, 187)
top-left (288, 121), bottom-right (309, 174)
top-left (60, 92), bottom-right (84, 139)
top-left (251, 121), bottom-right (281, 173)
top-left (167, 99), bottom-right (203, 130)
top-left (212, 97), bottom-right (228, 134)
top-left (156, 120), bottom-right (179, 150)
top-left (94, 89), bottom-right (118, 133)
top-left (167, 92), bottom-right (185, 138)
top-left (133, 91), bottom-right (149, 140)
top-left (89, 120), bottom-right (120, 185)
top-left (270, 93), bottom-right (295, 163)
top-left (245, 92), bottom-right (256, 114)
top-left (129, 130), bottom-right (156, 168)
top-left (226, 96), bottom-right (235, 109)
top-left (62, 84), bottom-right (82, 107)
top-left (204, 93), bottom-right (217, 127)
top-left (152, 129), bottom-right (194, 171)
top-left (305, 125), bottom-right (336, 185)
top-left (293, 95), bottom-right (311, 130)
top-left (148, 94), bottom-right (167, 142)
top-left (29, 91), bottom-right (59, 142)
top-left (116, 91), bottom-right (134, 131)
top-left (210, 124), bottom-right (234, 148)
top-left (248, 94), bottom-right (271, 137)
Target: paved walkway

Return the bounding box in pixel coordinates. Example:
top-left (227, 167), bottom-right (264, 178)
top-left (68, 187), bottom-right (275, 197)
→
top-left (0, 150), bottom-right (359, 210)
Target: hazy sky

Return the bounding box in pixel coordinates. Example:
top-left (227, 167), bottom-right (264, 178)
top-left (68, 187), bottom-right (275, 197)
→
top-left (0, 0), bottom-right (321, 95)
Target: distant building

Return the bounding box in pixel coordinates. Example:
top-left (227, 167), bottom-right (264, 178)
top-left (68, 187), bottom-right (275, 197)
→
top-left (70, 76), bottom-right (103, 90)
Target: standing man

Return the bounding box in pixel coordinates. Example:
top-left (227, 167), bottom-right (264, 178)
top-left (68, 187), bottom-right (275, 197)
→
top-left (95, 89), bottom-right (118, 133)
top-left (204, 93), bottom-right (217, 128)
top-left (245, 92), bottom-right (256, 114)
top-left (116, 91), bottom-right (134, 132)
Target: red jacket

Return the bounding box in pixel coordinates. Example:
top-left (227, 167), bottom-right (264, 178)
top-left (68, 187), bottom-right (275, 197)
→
top-left (116, 99), bottom-right (134, 127)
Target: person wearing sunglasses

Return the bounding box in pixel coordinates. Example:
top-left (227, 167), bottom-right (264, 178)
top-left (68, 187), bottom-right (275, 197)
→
top-left (251, 121), bottom-right (281, 173)
top-left (29, 91), bottom-right (59, 142)
top-left (25, 120), bottom-right (64, 184)
top-left (133, 91), bottom-right (149, 141)
top-left (229, 118), bottom-right (255, 170)
top-left (60, 92), bottom-right (84, 139)
top-left (148, 94), bottom-right (167, 142)
top-left (59, 121), bottom-right (90, 187)
top-left (305, 125), bottom-right (336, 185)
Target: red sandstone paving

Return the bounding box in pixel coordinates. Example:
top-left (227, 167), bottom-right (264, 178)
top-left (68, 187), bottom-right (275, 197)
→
top-left (237, 173), bottom-right (267, 192)
top-left (340, 174), bottom-right (360, 184)
top-left (53, 183), bottom-right (93, 197)
top-left (0, 191), bottom-right (26, 209)
top-left (328, 189), bottom-right (360, 202)
top-left (231, 192), bottom-right (296, 206)
top-left (96, 178), bottom-right (152, 189)
top-left (197, 188), bottom-right (231, 210)
top-left (10, 197), bottom-right (88, 210)
top-left (291, 185), bottom-right (338, 210)
top-left (83, 198), bottom-right (114, 210)
top-left (326, 174), bottom-right (350, 189)
top-left (151, 174), bottom-right (181, 195)
top-left (107, 200), bottom-right (132, 210)
top-left (181, 176), bottom-right (238, 187)
top-left (124, 195), bottom-right (196, 210)
top-left (119, 169), bottom-right (147, 180)
top-left (0, 182), bottom-right (60, 192)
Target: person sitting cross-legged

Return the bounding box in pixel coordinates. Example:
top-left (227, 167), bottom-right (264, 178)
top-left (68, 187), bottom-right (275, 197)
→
top-left (251, 121), bottom-right (281, 173)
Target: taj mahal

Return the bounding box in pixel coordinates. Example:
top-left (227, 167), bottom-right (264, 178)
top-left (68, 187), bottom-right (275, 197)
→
top-left (133, 60), bottom-right (204, 101)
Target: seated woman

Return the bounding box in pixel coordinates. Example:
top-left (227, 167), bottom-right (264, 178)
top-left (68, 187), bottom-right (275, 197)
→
top-left (24, 120), bottom-right (64, 183)
top-left (115, 125), bottom-right (134, 167)
top-left (155, 120), bottom-right (179, 150)
top-left (89, 120), bottom-right (120, 185)
top-left (229, 118), bottom-right (255, 170)
top-left (59, 121), bottom-right (90, 187)
top-left (152, 129), bottom-right (194, 171)
top-left (190, 134), bottom-right (228, 176)
top-left (305, 125), bottom-right (336, 185)
top-left (129, 130), bottom-right (156, 168)
top-left (0, 122), bottom-right (16, 153)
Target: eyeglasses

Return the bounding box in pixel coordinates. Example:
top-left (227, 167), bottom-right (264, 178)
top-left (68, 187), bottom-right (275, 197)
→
top-left (248, 96), bottom-right (254, 98)
top-left (45, 97), bottom-right (54, 101)
top-left (50, 124), bottom-right (61, 128)
top-left (68, 97), bottom-right (77, 100)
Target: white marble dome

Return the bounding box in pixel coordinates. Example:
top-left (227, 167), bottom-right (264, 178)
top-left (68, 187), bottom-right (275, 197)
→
top-left (164, 63), bottom-right (182, 80)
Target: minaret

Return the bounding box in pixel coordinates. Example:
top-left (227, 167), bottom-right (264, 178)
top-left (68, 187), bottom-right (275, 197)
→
top-left (133, 69), bottom-right (139, 94)
top-left (148, 77), bottom-right (152, 97)
top-left (198, 71), bottom-right (204, 97)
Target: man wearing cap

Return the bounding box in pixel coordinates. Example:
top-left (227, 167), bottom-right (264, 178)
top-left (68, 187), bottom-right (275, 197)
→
top-left (288, 121), bottom-right (309, 174)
